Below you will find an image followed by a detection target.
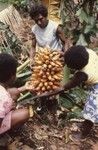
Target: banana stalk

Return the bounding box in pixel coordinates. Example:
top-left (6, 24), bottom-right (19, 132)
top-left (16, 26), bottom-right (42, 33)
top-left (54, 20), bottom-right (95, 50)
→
top-left (17, 59), bottom-right (30, 73)
top-left (17, 71), bottom-right (31, 78)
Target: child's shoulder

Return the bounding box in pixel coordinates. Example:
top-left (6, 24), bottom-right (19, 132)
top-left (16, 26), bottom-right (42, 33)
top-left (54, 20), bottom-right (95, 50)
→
top-left (0, 85), bottom-right (11, 101)
top-left (86, 48), bottom-right (97, 56)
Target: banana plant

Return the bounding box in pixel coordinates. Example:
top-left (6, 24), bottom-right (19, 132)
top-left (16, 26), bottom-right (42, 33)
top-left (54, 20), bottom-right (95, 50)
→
top-left (61, 0), bottom-right (98, 46)
top-left (42, 0), bottom-right (61, 23)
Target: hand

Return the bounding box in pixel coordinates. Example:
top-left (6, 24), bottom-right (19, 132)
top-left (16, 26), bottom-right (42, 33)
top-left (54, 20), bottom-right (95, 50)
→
top-left (59, 51), bottom-right (64, 57)
top-left (25, 81), bottom-right (33, 91)
top-left (59, 51), bottom-right (64, 66)
top-left (64, 37), bottom-right (73, 52)
top-left (7, 88), bottom-right (20, 101)
top-left (18, 85), bottom-right (26, 93)
top-left (25, 81), bottom-right (36, 95)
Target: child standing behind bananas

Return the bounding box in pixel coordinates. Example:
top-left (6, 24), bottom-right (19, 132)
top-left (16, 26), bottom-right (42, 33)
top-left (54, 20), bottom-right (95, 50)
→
top-left (29, 4), bottom-right (72, 66)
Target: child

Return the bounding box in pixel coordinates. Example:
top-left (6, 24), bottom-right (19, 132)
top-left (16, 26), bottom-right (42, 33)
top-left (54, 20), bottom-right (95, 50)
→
top-left (0, 53), bottom-right (33, 135)
top-left (39, 45), bottom-right (98, 138)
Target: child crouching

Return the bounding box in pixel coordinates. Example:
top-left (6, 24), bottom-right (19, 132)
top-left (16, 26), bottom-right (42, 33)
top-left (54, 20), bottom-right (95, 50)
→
top-left (0, 53), bottom-right (33, 134)
top-left (40, 45), bottom-right (98, 138)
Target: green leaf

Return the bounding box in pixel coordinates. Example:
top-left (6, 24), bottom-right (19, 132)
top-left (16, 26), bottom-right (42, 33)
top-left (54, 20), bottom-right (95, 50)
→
top-left (62, 66), bottom-right (70, 84)
top-left (17, 92), bottom-right (32, 101)
top-left (84, 25), bottom-right (93, 34)
top-left (76, 8), bottom-right (82, 16)
top-left (88, 16), bottom-right (95, 26)
top-left (76, 8), bottom-right (88, 23)
top-left (17, 71), bottom-right (31, 78)
top-left (71, 106), bottom-right (82, 117)
top-left (59, 96), bottom-right (73, 109)
top-left (70, 87), bottom-right (87, 104)
top-left (76, 34), bottom-right (88, 46)
top-left (21, 0), bottom-right (27, 6)
top-left (66, 112), bottom-right (77, 119)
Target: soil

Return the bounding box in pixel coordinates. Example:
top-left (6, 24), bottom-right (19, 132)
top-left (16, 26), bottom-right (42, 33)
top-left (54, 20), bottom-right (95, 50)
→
top-left (1, 108), bottom-right (98, 150)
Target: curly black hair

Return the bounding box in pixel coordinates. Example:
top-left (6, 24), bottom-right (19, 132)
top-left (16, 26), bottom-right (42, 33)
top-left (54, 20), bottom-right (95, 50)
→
top-left (0, 53), bottom-right (18, 82)
top-left (64, 45), bottom-right (89, 70)
top-left (29, 4), bottom-right (48, 19)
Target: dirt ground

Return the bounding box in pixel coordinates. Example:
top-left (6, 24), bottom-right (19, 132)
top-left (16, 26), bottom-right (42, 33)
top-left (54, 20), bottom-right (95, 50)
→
top-left (1, 109), bottom-right (98, 150)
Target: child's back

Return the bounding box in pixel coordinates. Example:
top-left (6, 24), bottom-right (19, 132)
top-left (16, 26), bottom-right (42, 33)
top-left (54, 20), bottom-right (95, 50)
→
top-left (81, 48), bottom-right (98, 85)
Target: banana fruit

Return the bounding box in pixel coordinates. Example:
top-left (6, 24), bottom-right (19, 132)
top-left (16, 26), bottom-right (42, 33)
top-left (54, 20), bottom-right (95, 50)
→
top-left (27, 47), bottom-right (64, 95)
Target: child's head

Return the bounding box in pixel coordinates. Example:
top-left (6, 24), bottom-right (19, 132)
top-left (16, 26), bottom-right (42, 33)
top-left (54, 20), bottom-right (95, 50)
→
top-left (0, 53), bottom-right (18, 84)
top-left (29, 4), bottom-right (48, 28)
top-left (64, 45), bottom-right (89, 70)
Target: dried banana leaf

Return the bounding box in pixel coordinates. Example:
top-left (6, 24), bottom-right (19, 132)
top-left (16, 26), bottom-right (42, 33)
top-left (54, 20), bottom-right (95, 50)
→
top-left (0, 5), bottom-right (23, 34)
top-left (42, 0), bottom-right (61, 23)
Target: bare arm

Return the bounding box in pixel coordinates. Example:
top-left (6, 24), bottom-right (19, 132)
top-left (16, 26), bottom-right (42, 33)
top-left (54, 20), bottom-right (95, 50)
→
top-left (56, 25), bottom-right (65, 46)
top-left (38, 71), bottom-right (88, 98)
top-left (7, 86), bottom-right (27, 101)
top-left (63, 71), bottom-right (88, 90)
top-left (56, 25), bottom-right (73, 52)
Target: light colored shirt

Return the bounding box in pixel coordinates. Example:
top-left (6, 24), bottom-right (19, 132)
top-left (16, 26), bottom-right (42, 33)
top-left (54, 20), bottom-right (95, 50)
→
top-left (32, 20), bottom-right (62, 51)
top-left (81, 49), bottom-right (98, 85)
top-left (0, 85), bottom-right (13, 134)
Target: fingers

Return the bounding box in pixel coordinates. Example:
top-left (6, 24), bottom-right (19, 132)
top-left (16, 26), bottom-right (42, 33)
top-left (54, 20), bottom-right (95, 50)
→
top-left (25, 81), bottom-right (36, 94)
top-left (18, 86), bottom-right (26, 93)
top-left (25, 81), bottom-right (33, 90)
